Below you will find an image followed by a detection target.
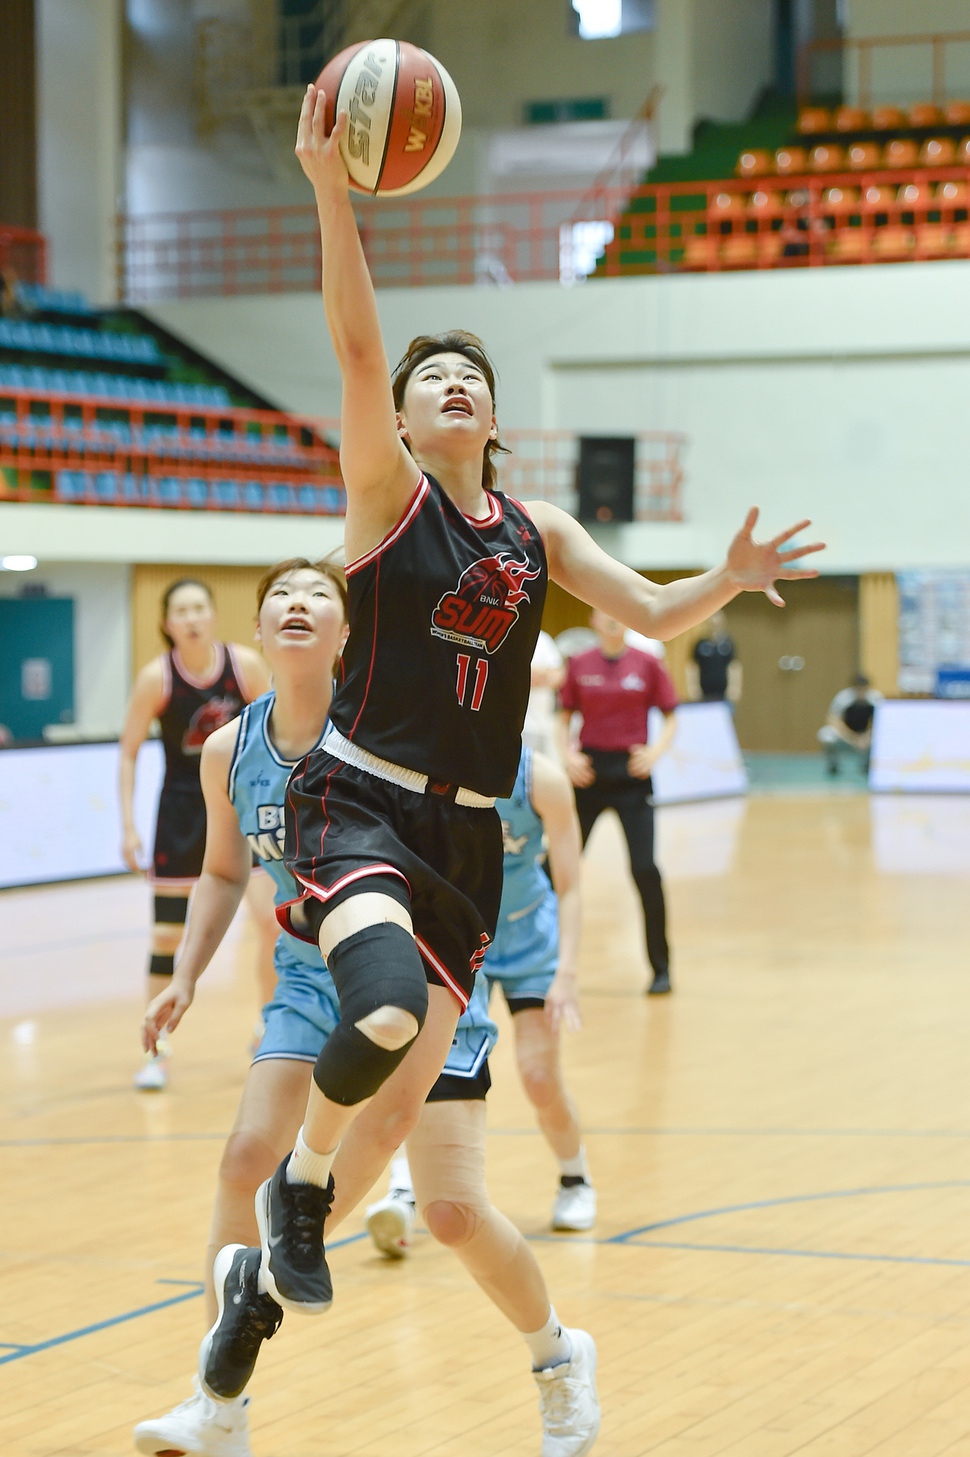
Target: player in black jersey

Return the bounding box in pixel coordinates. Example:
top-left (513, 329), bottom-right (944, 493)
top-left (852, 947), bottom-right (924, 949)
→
top-left (201, 84), bottom-right (825, 1451)
top-left (119, 577), bottom-right (270, 1090)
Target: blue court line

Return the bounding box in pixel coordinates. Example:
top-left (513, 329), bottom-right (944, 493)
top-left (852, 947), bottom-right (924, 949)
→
top-left (0, 1233), bottom-right (368, 1366)
top-left (620, 1239), bottom-right (970, 1269)
top-left (608, 1180), bottom-right (970, 1242)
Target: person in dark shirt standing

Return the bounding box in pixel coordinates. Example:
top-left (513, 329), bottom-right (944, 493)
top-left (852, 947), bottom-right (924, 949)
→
top-left (559, 609), bottom-right (678, 995)
top-left (687, 610), bottom-right (741, 704)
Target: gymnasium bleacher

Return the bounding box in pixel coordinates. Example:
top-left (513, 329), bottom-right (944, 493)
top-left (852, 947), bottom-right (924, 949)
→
top-left (596, 95), bottom-right (970, 276)
top-left (0, 282), bottom-right (344, 514)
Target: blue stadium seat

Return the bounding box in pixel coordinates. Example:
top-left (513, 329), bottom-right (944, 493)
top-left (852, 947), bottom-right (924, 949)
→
top-left (94, 471), bottom-right (121, 503)
top-left (183, 478), bottom-right (208, 507)
top-left (265, 482), bottom-right (295, 511)
top-left (209, 479), bottom-right (240, 507)
top-left (241, 481), bottom-right (264, 510)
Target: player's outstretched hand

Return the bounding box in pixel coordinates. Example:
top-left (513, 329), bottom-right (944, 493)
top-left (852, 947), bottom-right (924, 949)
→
top-left (142, 979), bottom-right (194, 1054)
top-left (726, 508), bottom-right (826, 607)
top-left (295, 83), bottom-right (350, 194)
top-left (545, 974), bottom-right (582, 1035)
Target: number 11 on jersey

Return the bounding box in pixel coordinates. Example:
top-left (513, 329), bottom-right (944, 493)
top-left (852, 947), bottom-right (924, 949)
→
top-left (455, 653), bottom-right (489, 712)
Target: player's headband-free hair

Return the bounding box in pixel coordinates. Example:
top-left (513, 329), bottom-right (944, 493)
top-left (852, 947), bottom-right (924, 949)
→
top-left (159, 577), bottom-right (214, 647)
top-left (255, 556), bottom-right (348, 617)
top-left (391, 330), bottom-right (511, 492)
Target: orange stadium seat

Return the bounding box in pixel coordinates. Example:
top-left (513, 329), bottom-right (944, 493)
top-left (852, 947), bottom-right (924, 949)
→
top-left (709, 192), bottom-right (746, 235)
top-left (883, 138), bottom-right (919, 168)
top-left (914, 223), bottom-right (952, 258)
top-left (872, 226), bottom-right (914, 261)
top-left (797, 107), bottom-right (831, 135)
top-left (758, 233), bottom-right (785, 265)
top-left (827, 230), bottom-right (867, 263)
top-left (943, 100), bottom-right (970, 127)
top-left (719, 236), bottom-right (759, 268)
top-left (682, 235), bottom-right (716, 269)
top-left (937, 179), bottom-right (968, 211)
top-left (956, 137), bottom-right (970, 164)
top-left (920, 137), bottom-right (956, 166)
top-left (848, 141), bottom-right (881, 170)
top-left (908, 102), bottom-right (941, 128)
top-left (897, 181), bottom-right (934, 212)
top-left (736, 149), bottom-right (772, 178)
top-left (835, 106), bottom-right (868, 132)
top-left (872, 105), bottom-right (905, 130)
top-left (821, 186), bottom-right (861, 216)
top-left (951, 222), bottom-right (970, 254)
top-left (748, 189), bottom-right (785, 218)
top-left (861, 184), bottom-right (896, 211)
top-left (774, 146), bottom-right (807, 175)
top-left (809, 143), bottom-right (843, 172)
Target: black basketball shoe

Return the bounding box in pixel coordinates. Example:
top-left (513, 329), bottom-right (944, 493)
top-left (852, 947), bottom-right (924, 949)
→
top-left (255, 1155), bottom-right (334, 1313)
top-left (199, 1244), bottom-right (283, 1401)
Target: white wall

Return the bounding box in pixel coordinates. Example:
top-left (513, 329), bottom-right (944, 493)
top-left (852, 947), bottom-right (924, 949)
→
top-left (145, 258), bottom-right (970, 574)
top-left (36, 0), bottom-right (123, 302)
top-left (0, 563), bottom-right (130, 736)
top-left (844, 0), bottom-right (970, 106)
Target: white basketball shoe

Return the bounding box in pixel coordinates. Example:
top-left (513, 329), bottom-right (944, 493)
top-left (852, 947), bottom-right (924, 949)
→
top-left (551, 1179), bottom-right (597, 1232)
top-left (365, 1190), bottom-right (416, 1258)
top-left (533, 1328), bottom-right (600, 1457)
top-left (133, 1377), bottom-right (251, 1456)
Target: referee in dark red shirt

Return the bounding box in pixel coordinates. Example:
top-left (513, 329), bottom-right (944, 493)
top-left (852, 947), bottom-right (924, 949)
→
top-left (559, 610), bottom-right (678, 995)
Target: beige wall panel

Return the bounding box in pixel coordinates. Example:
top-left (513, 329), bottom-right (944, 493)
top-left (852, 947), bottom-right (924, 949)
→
top-left (131, 563), bottom-right (266, 677)
top-left (860, 571), bottom-right (899, 697)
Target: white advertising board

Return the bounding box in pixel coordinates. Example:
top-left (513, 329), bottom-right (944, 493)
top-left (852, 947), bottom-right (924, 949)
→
top-left (0, 739), bottom-right (164, 889)
top-left (869, 701), bottom-right (970, 794)
top-left (650, 701), bottom-right (748, 805)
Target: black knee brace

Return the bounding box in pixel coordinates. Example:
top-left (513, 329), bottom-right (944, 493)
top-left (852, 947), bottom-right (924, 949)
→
top-left (149, 952), bottom-right (175, 977)
top-left (154, 895), bottom-right (189, 926)
top-left (313, 923), bottom-right (428, 1107)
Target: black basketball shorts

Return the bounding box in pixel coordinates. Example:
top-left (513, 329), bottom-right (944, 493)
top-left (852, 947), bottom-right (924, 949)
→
top-left (151, 785), bottom-right (207, 887)
top-left (279, 753), bottom-right (504, 1008)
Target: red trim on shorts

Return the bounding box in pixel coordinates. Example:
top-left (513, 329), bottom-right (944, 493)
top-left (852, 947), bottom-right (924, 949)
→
top-left (345, 475), bottom-right (430, 576)
top-left (414, 933), bottom-right (469, 1010)
top-left (297, 865), bottom-right (410, 902)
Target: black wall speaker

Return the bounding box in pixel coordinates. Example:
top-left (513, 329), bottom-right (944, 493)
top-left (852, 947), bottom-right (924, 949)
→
top-left (576, 436), bottom-right (635, 524)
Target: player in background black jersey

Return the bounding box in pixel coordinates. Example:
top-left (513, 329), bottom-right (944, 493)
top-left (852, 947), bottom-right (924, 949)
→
top-left (119, 578), bottom-right (270, 1090)
top-left (199, 85), bottom-right (825, 1454)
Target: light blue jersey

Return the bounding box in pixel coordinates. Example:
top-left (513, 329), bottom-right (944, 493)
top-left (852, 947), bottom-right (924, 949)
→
top-left (485, 746), bottom-right (559, 1005)
top-left (228, 691), bottom-right (497, 1073)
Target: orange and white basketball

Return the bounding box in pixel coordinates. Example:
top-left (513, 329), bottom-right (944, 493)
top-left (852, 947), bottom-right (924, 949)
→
top-left (317, 39), bottom-right (462, 197)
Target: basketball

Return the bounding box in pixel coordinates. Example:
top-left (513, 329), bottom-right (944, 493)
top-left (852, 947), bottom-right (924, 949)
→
top-left (317, 39), bottom-right (461, 197)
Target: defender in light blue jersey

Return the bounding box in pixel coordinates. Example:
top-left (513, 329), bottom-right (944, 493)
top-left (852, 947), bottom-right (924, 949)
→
top-left (136, 559), bottom-right (585, 1457)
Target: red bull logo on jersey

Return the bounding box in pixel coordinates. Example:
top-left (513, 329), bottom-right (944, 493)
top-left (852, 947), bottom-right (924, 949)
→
top-left (181, 695), bottom-right (241, 754)
top-left (431, 553), bottom-right (541, 654)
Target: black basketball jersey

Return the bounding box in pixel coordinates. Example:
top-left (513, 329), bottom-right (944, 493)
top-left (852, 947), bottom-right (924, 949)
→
top-left (158, 642), bottom-right (248, 791)
top-left (331, 473), bottom-right (547, 798)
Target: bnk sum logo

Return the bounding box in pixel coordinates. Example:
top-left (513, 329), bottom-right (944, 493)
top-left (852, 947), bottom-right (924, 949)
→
top-left (431, 553), bottom-right (541, 654)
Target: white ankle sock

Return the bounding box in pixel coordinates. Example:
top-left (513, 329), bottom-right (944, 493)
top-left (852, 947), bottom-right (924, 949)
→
top-left (389, 1152), bottom-right (413, 1197)
top-left (523, 1306), bottom-right (572, 1370)
top-left (558, 1146), bottom-right (590, 1181)
top-left (286, 1126), bottom-right (336, 1188)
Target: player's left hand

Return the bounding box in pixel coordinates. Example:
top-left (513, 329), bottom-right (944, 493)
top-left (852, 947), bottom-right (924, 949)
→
top-left (726, 508), bottom-right (826, 607)
top-left (545, 975), bottom-right (582, 1034)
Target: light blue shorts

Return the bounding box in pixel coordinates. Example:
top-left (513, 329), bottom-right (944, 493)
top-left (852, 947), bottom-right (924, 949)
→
top-left (253, 945), bottom-right (341, 1064)
top-left (484, 890), bottom-right (559, 1008)
top-left (253, 941), bottom-right (500, 1075)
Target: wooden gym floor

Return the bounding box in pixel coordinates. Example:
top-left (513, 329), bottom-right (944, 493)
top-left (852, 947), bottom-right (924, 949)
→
top-left (2, 792), bottom-right (970, 1457)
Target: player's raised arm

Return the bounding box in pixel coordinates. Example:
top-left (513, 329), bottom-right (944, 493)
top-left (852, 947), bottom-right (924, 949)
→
top-left (528, 501), bottom-right (825, 642)
top-left (294, 85), bottom-right (419, 548)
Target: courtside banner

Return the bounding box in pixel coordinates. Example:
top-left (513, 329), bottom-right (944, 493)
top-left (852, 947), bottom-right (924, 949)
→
top-left (650, 701), bottom-right (748, 805)
top-left (0, 739), bottom-right (164, 888)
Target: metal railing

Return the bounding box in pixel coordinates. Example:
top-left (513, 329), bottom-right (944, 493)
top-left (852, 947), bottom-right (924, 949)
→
top-left (119, 187), bottom-right (630, 300)
top-left (0, 227), bottom-right (47, 286)
top-left (597, 166), bottom-right (970, 273)
top-left (0, 389), bottom-right (686, 522)
top-left (798, 29), bottom-right (970, 109)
